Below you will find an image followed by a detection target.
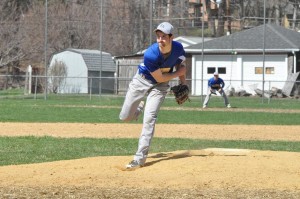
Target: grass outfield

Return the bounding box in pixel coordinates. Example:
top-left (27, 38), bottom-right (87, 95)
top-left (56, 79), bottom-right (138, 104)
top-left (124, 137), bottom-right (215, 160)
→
top-left (1, 136), bottom-right (300, 166)
top-left (0, 96), bottom-right (299, 166)
top-left (0, 96), bottom-right (299, 124)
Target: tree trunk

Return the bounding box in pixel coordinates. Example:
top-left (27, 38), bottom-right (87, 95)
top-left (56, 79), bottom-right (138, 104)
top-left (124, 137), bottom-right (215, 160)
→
top-left (254, 0), bottom-right (260, 25)
top-left (205, 0), bottom-right (216, 37)
top-left (239, 0), bottom-right (244, 30)
top-left (226, 0), bottom-right (231, 34)
top-left (274, 3), bottom-right (280, 25)
top-left (133, 0), bottom-right (142, 53)
top-left (292, 3), bottom-right (298, 30)
top-left (217, 1), bottom-right (225, 37)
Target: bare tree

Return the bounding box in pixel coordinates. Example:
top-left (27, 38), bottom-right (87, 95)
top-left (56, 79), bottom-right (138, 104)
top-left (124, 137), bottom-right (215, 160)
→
top-left (0, 2), bottom-right (25, 68)
top-left (48, 60), bottom-right (67, 94)
top-left (2, 0), bottom-right (298, 87)
top-left (1, 0), bottom-right (31, 20)
top-left (0, 0), bottom-right (38, 89)
top-left (266, 0), bottom-right (289, 25)
top-left (205, 0), bottom-right (230, 37)
top-left (0, 0), bottom-right (45, 69)
top-left (217, 0), bottom-right (226, 37)
top-left (291, 0), bottom-right (299, 30)
top-left (205, 0), bottom-right (217, 37)
top-left (47, 1), bottom-right (101, 56)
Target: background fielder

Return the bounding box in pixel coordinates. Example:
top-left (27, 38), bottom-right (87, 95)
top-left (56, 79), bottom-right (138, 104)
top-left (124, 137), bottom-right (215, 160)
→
top-left (203, 72), bottom-right (231, 108)
top-left (119, 22), bottom-right (187, 169)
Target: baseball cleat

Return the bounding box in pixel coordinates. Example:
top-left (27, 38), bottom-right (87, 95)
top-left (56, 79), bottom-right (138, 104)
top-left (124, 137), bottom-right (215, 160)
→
top-left (126, 160), bottom-right (143, 169)
top-left (227, 104), bottom-right (231, 108)
top-left (202, 105), bottom-right (207, 108)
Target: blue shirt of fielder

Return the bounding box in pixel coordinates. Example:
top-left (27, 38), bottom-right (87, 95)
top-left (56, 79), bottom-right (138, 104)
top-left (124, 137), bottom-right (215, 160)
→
top-left (138, 41), bottom-right (186, 84)
top-left (208, 77), bottom-right (225, 89)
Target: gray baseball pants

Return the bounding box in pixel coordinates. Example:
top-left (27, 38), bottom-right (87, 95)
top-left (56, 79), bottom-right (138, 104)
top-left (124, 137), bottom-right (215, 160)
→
top-left (119, 72), bottom-right (169, 165)
top-left (203, 88), bottom-right (229, 107)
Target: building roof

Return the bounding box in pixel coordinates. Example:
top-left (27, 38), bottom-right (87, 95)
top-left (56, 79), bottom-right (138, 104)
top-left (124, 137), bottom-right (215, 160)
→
top-left (174, 36), bottom-right (213, 48)
top-left (185, 24), bottom-right (300, 53)
top-left (67, 48), bottom-right (116, 72)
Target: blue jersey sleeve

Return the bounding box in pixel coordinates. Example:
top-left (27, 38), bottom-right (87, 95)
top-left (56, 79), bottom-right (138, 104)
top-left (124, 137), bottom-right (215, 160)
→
top-left (143, 45), bottom-right (161, 73)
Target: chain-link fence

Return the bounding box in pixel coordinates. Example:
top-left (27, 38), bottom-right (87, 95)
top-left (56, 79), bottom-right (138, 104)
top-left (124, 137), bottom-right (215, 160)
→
top-left (1, 74), bottom-right (299, 103)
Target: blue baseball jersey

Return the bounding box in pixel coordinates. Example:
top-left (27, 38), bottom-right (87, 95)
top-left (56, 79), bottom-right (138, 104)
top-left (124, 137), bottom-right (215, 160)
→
top-left (208, 77), bottom-right (225, 88)
top-left (138, 41), bottom-right (185, 83)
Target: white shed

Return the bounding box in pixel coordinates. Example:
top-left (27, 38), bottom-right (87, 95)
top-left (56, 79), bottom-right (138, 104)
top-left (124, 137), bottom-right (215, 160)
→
top-left (49, 48), bottom-right (116, 94)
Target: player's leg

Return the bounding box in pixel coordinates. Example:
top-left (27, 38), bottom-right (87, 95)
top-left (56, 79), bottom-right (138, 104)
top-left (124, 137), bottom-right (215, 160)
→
top-left (219, 88), bottom-right (230, 107)
top-left (119, 74), bottom-right (152, 122)
top-left (131, 82), bottom-right (169, 166)
top-left (203, 88), bottom-right (212, 108)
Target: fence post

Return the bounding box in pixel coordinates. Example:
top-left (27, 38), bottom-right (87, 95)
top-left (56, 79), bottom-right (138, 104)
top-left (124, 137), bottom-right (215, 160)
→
top-left (115, 60), bottom-right (119, 95)
top-left (89, 77), bottom-right (92, 100)
top-left (268, 80), bottom-right (271, 104)
top-left (34, 76), bottom-right (38, 100)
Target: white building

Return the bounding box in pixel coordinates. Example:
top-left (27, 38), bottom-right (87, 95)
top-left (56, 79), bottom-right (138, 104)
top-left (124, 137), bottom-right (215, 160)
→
top-left (186, 24), bottom-right (300, 96)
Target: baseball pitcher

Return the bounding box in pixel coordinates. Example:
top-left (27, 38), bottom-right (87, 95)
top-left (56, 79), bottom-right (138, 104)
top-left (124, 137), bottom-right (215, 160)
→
top-left (119, 22), bottom-right (188, 169)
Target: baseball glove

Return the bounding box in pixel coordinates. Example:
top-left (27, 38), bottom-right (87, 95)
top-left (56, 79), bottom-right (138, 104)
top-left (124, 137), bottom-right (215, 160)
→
top-left (211, 84), bottom-right (221, 90)
top-left (170, 84), bottom-right (190, 105)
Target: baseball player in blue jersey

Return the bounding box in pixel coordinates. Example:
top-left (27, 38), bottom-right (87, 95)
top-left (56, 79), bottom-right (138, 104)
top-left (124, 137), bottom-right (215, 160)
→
top-left (119, 22), bottom-right (187, 169)
top-left (203, 72), bottom-right (231, 108)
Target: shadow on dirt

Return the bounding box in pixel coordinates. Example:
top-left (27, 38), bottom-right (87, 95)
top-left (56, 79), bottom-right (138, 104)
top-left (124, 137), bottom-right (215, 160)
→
top-left (145, 150), bottom-right (246, 167)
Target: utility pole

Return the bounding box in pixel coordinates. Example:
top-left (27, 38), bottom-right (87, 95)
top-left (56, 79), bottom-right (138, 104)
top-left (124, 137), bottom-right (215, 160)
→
top-left (99, 0), bottom-right (104, 96)
top-left (149, 0), bottom-right (153, 45)
top-left (44, 0), bottom-right (48, 100)
top-left (262, 0), bottom-right (266, 103)
top-left (201, 0), bottom-right (205, 102)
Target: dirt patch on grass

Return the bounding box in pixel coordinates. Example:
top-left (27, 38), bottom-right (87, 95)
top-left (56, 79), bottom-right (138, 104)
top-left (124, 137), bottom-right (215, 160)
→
top-left (50, 104), bottom-right (300, 113)
top-left (0, 123), bottom-right (299, 141)
top-left (0, 122), bottom-right (300, 198)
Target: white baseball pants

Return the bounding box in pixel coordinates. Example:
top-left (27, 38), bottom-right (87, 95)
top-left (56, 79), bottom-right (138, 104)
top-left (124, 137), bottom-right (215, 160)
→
top-left (119, 72), bottom-right (169, 165)
top-left (203, 88), bottom-right (229, 107)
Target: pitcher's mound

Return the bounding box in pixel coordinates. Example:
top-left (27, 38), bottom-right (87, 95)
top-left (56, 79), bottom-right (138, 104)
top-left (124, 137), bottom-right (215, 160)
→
top-left (0, 149), bottom-right (300, 198)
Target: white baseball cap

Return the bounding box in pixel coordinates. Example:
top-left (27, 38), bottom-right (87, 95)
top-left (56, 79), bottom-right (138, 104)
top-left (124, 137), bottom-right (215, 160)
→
top-left (214, 72), bottom-right (219, 76)
top-left (154, 22), bottom-right (174, 34)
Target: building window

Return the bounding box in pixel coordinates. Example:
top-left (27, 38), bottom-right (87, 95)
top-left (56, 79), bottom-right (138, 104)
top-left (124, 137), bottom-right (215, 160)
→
top-left (255, 67), bottom-right (263, 74)
top-left (207, 67), bottom-right (227, 74)
top-left (255, 67), bottom-right (274, 74)
top-left (218, 67), bottom-right (226, 74)
top-left (266, 67), bottom-right (274, 74)
top-left (207, 67), bottom-right (216, 74)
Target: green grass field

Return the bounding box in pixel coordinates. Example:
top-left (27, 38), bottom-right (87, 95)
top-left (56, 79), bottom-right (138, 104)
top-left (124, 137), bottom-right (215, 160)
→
top-left (1, 136), bottom-right (300, 166)
top-left (0, 96), bottom-right (299, 124)
top-left (0, 96), bottom-right (299, 166)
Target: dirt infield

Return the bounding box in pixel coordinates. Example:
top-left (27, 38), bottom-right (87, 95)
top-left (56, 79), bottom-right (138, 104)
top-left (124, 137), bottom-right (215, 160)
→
top-left (1, 123), bottom-right (300, 141)
top-left (0, 123), bottom-right (300, 198)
